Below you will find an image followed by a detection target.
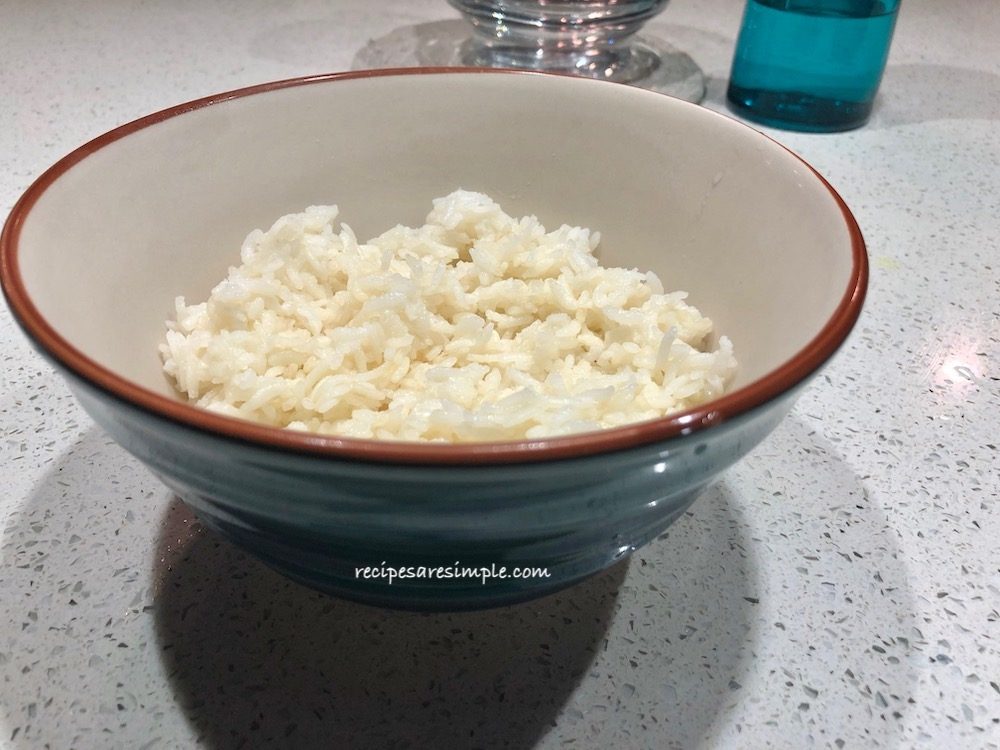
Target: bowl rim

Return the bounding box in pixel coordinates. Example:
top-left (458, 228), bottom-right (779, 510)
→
top-left (0, 67), bottom-right (868, 466)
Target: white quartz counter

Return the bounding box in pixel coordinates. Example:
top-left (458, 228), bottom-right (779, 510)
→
top-left (1, 0), bottom-right (997, 747)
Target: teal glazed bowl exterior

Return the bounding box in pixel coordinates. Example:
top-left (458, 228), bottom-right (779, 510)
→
top-left (1, 69), bottom-right (867, 610)
top-left (68, 371), bottom-right (799, 609)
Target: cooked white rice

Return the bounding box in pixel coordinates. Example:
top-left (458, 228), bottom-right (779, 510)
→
top-left (160, 190), bottom-right (736, 442)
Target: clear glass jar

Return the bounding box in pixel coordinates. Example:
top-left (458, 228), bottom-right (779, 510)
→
top-left (449, 0), bottom-right (669, 82)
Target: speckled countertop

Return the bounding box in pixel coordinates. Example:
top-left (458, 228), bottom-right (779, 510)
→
top-left (2, 1), bottom-right (998, 748)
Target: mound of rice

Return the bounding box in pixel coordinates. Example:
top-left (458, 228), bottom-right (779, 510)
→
top-left (161, 190), bottom-right (736, 442)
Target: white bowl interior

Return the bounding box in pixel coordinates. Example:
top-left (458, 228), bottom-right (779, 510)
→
top-left (16, 72), bottom-right (854, 402)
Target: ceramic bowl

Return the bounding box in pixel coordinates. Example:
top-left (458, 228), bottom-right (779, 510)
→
top-left (1, 69), bottom-right (866, 610)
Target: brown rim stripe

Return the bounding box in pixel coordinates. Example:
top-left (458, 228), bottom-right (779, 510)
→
top-left (0, 68), bottom-right (868, 466)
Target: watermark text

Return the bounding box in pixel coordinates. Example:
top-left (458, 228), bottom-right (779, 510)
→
top-left (355, 561), bottom-right (551, 586)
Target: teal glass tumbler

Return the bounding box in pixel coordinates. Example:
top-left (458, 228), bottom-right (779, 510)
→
top-left (726, 0), bottom-right (901, 132)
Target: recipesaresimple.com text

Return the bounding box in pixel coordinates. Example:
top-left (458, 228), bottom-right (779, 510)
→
top-left (354, 562), bottom-right (551, 586)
